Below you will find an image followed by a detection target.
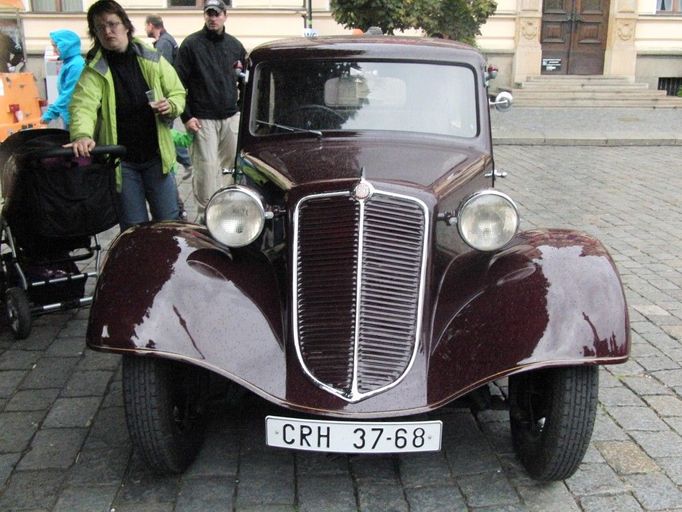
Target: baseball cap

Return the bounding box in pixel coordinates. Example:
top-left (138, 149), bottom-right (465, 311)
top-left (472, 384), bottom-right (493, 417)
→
top-left (204, 0), bottom-right (226, 13)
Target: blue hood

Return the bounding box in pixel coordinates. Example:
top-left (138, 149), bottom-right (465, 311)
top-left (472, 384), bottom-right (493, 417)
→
top-left (50, 29), bottom-right (81, 61)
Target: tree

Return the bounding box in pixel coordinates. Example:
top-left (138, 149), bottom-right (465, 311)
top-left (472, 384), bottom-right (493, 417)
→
top-left (330, 0), bottom-right (497, 46)
top-left (329, 0), bottom-right (410, 34)
top-left (409, 0), bottom-right (497, 45)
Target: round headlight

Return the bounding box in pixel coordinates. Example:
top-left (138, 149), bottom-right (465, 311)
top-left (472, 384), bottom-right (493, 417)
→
top-left (457, 190), bottom-right (519, 251)
top-left (206, 186), bottom-right (266, 247)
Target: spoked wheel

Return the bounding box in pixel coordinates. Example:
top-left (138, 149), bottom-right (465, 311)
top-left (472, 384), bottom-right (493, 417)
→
top-left (122, 356), bottom-right (210, 474)
top-left (509, 366), bottom-right (598, 481)
top-left (6, 287), bottom-right (32, 339)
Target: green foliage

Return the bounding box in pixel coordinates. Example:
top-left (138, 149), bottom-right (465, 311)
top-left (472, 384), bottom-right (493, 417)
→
top-left (330, 0), bottom-right (497, 45)
top-left (677, 85), bottom-right (682, 97)
top-left (409, 0), bottom-right (498, 45)
top-left (329, 0), bottom-right (410, 34)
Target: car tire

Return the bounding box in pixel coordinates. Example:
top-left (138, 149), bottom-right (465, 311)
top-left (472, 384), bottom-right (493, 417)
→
top-left (122, 356), bottom-right (209, 474)
top-left (509, 365), bottom-right (598, 481)
top-left (6, 287), bottom-right (31, 339)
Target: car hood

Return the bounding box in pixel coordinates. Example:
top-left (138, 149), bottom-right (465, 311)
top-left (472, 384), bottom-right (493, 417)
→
top-left (240, 135), bottom-right (490, 190)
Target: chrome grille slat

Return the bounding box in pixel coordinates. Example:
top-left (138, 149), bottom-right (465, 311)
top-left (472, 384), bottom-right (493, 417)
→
top-left (296, 195), bottom-right (359, 392)
top-left (294, 185), bottom-right (427, 401)
top-left (356, 195), bottom-right (424, 394)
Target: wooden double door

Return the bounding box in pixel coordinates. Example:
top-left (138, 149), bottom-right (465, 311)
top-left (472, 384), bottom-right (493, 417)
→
top-left (541, 0), bottom-right (610, 75)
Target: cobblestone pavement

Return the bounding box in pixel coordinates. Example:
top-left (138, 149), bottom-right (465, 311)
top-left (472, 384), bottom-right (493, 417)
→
top-left (2, 145), bottom-right (682, 511)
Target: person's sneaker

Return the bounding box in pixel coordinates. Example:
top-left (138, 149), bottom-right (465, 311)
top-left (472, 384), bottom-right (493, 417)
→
top-left (182, 165), bottom-right (193, 180)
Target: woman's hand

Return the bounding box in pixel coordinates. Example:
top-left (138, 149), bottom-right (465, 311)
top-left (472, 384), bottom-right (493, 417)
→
top-left (151, 98), bottom-right (172, 116)
top-left (64, 137), bottom-right (96, 157)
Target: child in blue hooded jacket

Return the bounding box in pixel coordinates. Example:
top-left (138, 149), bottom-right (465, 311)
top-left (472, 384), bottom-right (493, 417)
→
top-left (41, 30), bottom-right (85, 129)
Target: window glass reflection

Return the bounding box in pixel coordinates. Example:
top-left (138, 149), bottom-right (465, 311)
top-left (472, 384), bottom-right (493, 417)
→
top-left (252, 60), bottom-right (478, 138)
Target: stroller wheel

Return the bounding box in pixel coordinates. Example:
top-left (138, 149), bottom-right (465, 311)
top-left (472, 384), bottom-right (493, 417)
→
top-left (6, 287), bottom-right (32, 339)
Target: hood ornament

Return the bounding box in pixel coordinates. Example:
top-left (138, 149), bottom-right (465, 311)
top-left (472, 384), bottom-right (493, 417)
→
top-left (353, 179), bottom-right (373, 201)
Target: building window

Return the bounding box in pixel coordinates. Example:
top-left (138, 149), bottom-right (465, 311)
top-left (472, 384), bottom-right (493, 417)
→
top-left (168, 0), bottom-right (232, 6)
top-left (657, 0), bottom-right (681, 12)
top-left (32, 0), bottom-right (82, 12)
top-left (659, 77), bottom-right (682, 96)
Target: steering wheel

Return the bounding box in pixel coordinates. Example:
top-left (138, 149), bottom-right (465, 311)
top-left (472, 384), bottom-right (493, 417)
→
top-left (285, 104), bottom-right (345, 129)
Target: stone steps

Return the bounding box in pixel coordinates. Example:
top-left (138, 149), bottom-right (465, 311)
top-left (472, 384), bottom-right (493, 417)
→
top-left (512, 90), bottom-right (668, 98)
top-left (504, 75), bottom-right (682, 108)
top-left (517, 83), bottom-right (651, 91)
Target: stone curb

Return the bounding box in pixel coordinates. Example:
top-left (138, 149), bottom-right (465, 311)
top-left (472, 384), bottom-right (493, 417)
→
top-left (493, 137), bottom-right (682, 146)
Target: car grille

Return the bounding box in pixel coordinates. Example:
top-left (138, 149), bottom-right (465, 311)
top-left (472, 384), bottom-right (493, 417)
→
top-left (294, 185), bottom-right (428, 402)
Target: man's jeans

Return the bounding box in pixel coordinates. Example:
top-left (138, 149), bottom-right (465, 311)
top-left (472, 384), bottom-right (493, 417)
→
top-left (119, 158), bottom-right (179, 231)
top-left (176, 145), bottom-right (191, 168)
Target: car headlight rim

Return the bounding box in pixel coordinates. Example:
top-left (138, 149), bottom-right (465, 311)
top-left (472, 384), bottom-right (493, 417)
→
top-left (457, 190), bottom-right (519, 252)
top-left (206, 186), bottom-right (266, 247)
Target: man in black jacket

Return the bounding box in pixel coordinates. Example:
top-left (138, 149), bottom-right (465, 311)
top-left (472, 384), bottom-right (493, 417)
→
top-left (174, 0), bottom-right (245, 220)
top-left (145, 14), bottom-right (177, 64)
top-left (145, 14), bottom-right (193, 185)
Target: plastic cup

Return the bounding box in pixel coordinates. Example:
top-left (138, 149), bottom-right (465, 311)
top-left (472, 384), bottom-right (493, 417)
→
top-left (145, 89), bottom-right (156, 105)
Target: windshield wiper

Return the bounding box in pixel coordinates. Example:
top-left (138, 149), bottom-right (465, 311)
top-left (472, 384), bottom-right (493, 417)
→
top-left (256, 119), bottom-right (322, 137)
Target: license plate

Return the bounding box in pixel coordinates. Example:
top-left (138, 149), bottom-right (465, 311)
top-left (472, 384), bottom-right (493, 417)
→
top-left (265, 416), bottom-right (442, 453)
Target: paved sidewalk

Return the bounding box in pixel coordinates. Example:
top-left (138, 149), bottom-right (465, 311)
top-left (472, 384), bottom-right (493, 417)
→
top-left (492, 107), bottom-right (682, 146)
top-left (2, 122), bottom-right (682, 510)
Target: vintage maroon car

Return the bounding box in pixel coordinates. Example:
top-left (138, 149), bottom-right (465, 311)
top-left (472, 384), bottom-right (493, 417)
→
top-left (86, 36), bottom-right (630, 480)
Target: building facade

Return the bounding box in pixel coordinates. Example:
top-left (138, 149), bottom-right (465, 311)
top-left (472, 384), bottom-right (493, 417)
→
top-left (5, 0), bottom-right (682, 94)
top-left (484, 0), bottom-right (682, 92)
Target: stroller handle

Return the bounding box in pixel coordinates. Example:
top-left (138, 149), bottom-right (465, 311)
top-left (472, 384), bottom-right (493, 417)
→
top-left (33, 145), bottom-right (127, 160)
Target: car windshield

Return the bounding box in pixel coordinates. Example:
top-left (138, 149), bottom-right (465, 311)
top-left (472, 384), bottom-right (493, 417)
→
top-left (251, 60), bottom-right (478, 138)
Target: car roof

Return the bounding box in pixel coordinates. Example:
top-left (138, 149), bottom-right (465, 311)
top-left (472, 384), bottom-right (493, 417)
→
top-left (248, 36), bottom-right (486, 68)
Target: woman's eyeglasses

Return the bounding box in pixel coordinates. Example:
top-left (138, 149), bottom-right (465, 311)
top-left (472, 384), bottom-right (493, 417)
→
top-left (94, 21), bottom-right (122, 34)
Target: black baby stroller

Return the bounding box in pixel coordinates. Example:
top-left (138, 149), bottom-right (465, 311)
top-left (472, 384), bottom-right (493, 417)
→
top-left (0, 129), bottom-right (125, 339)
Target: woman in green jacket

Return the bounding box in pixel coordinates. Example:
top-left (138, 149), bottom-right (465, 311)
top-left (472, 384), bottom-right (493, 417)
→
top-left (69, 0), bottom-right (186, 231)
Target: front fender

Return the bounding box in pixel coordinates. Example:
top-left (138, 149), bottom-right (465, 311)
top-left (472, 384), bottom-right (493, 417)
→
top-left (86, 222), bottom-right (288, 394)
top-left (429, 229), bottom-right (630, 403)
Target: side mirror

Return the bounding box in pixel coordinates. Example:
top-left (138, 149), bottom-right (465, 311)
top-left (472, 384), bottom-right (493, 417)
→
top-left (489, 91), bottom-right (513, 112)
